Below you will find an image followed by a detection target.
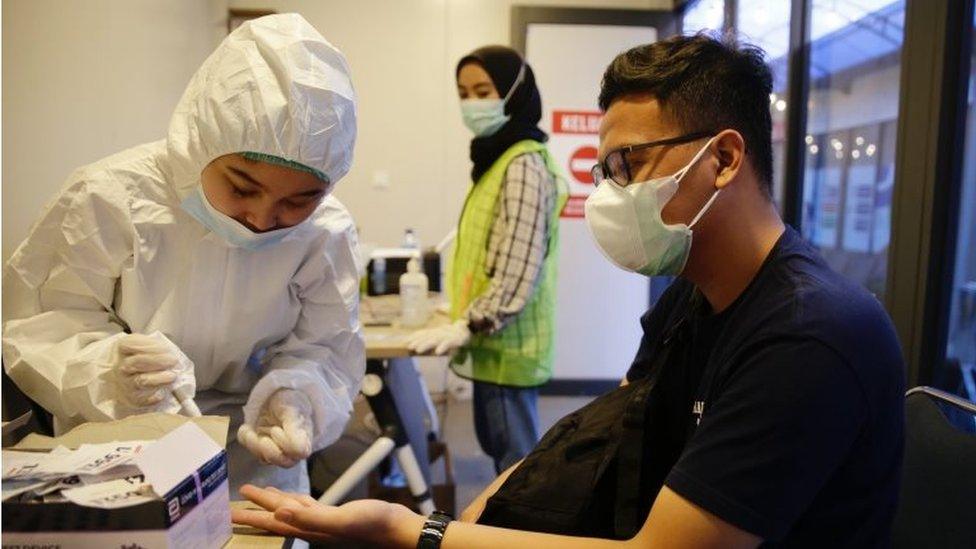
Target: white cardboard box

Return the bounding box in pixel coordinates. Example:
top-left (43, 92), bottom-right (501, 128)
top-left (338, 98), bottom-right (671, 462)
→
top-left (2, 422), bottom-right (232, 549)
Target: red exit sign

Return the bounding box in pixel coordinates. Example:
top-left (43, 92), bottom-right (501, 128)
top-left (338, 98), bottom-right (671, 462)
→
top-left (552, 110), bottom-right (602, 135)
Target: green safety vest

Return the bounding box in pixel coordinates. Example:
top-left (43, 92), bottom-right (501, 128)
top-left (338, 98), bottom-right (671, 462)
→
top-left (449, 140), bottom-right (569, 387)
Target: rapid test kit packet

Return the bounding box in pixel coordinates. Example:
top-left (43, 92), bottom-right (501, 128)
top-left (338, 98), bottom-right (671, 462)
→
top-left (2, 415), bottom-right (232, 549)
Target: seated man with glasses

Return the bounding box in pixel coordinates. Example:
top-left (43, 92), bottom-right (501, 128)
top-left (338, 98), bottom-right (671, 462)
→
top-left (232, 34), bottom-right (907, 549)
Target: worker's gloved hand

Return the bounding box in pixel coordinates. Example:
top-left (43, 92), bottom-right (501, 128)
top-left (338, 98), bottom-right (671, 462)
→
top-left (406, 319), bottom-right (471, 355)
top-left (115, 333), bottom-right (194, 410)
top-left (238, 389), bottom-right (314, 468)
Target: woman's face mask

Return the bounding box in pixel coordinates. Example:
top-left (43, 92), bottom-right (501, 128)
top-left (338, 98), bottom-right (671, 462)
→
top-left (584, 137), bottom-right (720, 276)
top-left (458, 63), bottom-right (525, 137)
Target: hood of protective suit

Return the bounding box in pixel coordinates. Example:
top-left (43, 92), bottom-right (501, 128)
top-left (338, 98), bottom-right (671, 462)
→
top-left (165, 13), bottom-right (356, 199)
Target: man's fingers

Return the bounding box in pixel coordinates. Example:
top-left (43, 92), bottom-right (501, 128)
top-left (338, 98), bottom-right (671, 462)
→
top-left (248, 485), bottom-right (316, 508)
top-left (233, 508), bottom-right (292, 531)
top-left (231, 508), bottom-right (336, 542)
top-left (239, 485), bottom-right (276, 509)
top-left (275, 501), bottom-right (343, 535)
top-left (239, 484), bottom-right (290, 511)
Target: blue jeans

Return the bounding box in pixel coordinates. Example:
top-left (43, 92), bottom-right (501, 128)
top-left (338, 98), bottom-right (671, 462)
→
top-left (472, 381), bottom-right (540, 474)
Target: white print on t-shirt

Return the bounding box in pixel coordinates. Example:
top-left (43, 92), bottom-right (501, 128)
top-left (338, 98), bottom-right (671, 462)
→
top-left (692, 401), bottom-right (706, 425)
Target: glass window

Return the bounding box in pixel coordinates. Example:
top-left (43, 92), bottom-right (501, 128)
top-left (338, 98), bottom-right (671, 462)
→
top-left (682, 0), bottom-right (724, 35)
top-left (736, 0), bottom-right (792, 209)
top-left (801, 0), bottom-right (906, 298)
top-left (939, 10), bottom-right (976, 408)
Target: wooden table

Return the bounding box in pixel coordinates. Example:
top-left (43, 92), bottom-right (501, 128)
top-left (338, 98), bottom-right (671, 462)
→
top-left (227, 501), bottom-right (289, 547)
top-left (361, 294), bottom-right (450, 359)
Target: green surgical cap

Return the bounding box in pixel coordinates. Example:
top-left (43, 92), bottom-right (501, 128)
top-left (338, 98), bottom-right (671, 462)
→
top-left (240, 151), bottom-right (329, 183)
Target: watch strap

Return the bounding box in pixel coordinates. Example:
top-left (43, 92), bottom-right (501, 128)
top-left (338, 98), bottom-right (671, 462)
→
top-left (417, 510), bottom-right (452, 549)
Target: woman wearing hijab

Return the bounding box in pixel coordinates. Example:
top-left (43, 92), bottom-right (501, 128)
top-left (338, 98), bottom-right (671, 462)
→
top-left (408, 46), bottom-right (567, 474)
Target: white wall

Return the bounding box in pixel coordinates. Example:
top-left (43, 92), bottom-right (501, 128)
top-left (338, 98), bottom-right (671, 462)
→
top-left (2, 0), bottom-right (672, 260)
top-left (225, 0), bottom-right (673, 251)
top-left (2, 0), bottom-right (228, 263)
top-left (3, 0), bottom-right (672, 385)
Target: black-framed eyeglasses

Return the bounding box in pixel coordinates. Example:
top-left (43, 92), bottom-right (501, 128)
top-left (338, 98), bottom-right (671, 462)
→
top-left (591, 130), bottom-right (715, 187)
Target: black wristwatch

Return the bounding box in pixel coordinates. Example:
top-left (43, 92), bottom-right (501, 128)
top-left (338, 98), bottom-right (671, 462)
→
top-left (417, 510), bottom-right (453, 549)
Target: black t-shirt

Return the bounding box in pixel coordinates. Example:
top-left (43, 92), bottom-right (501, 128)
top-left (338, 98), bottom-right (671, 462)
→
top-left (627, 226), bottom-right (905, 547)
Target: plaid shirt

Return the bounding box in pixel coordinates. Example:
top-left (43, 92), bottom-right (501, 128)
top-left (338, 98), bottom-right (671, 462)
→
top-left (467, 152), bottom-right (557, 335)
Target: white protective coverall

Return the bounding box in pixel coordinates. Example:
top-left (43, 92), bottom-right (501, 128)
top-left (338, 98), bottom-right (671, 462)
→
top-left (1, 14), bottom-right (364, 494)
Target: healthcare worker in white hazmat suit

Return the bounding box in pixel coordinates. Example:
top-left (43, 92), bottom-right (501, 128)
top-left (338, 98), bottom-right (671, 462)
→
top-left (1, 14), bottom-right (363, 494)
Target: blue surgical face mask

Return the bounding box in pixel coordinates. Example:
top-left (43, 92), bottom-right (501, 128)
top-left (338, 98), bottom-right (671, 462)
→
top-left (180, 185), bottom-right (298, 250)
top-left (460, 63), bottom-right (525, 137)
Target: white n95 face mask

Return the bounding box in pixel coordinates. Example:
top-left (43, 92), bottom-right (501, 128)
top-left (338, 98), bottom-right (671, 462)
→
top-left (460, 63), bottom-right (525, 137)
top-left (181, 185), bottom-right (298, 250)
top-left (584, 137), bottom-right (719, 277)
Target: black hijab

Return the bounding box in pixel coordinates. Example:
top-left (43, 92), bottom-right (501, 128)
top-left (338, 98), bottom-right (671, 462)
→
top-left (456, 45), bottom-right (548, 181)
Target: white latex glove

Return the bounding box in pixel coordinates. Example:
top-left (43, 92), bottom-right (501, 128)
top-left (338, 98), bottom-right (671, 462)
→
top-left (116, 333), bottom-right (193, 410)
top-left (406, 319), bottom-right (471, 355)
top-left (238, 389), bottom-right (314, 468)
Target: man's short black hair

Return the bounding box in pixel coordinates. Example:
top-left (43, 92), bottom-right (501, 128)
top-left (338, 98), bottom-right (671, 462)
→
top-left (599, 34), bottom-right (774, 194)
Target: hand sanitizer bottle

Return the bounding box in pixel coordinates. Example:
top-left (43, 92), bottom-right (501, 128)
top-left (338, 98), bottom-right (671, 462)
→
top-left (399, 258), bottom-right (429, 328)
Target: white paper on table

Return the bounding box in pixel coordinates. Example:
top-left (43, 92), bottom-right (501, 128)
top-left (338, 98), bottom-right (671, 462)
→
top-left (79, 464), bottom-right (144, 485)
top-left (33, 475), bottom-right (83, 496)
top-left (3, 441), bottom-right (149, 481)
top-left (63, 441), bottom-right (150, 476)
top-left (61, 478), bottom-right (156, 509)
top-left (2, 450), bottom-right (52, 480)
top-left (2, 478), bottom-right (51, 501)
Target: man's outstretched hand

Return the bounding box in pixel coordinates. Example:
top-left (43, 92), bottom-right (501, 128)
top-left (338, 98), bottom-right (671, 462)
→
top-left (232, 484), bottom-right (425, 547)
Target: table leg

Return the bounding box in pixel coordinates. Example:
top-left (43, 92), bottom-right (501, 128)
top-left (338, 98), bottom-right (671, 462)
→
top-left (318, 359), bottom-right (436, 514)
top-left (318, 437), bottom-right (395, 505)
